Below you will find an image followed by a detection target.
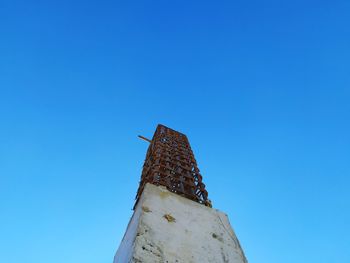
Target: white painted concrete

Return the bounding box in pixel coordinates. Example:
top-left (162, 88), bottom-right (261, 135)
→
top-left (114, 183), bottom-right (247, 263)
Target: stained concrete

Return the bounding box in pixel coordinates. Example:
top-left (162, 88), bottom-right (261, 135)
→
top-left (114, 183), bottom-right (247, 263)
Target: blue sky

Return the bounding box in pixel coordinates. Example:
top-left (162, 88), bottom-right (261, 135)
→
top-left (1, 0), bottom-right (349, 262)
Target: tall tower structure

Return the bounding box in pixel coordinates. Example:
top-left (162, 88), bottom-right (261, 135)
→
top-left (114, 125), bottom-right (247, 263)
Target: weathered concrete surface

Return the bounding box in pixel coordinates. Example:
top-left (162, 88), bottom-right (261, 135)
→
top-left (114, 183), bottom-right (247, 263)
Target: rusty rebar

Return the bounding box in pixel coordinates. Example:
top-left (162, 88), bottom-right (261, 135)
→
top-left (135, 124), bottom-right (211, 208)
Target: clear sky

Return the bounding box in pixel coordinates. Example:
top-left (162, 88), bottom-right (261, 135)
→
top-left (1, 0), bottom-right (349, 262)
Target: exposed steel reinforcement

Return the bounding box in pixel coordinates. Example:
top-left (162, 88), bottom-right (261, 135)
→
top-left (135, 124), bottom-right (211, 208)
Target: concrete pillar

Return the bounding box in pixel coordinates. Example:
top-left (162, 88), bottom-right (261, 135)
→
top-left (114, 183), bottom-right (247, 263)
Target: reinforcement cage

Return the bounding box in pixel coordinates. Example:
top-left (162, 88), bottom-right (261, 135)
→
top-left (135, 124), bottom-right (210, 208)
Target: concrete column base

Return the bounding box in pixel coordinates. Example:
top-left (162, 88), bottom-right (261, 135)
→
top-left (114, 183), bottom-right (247, 263)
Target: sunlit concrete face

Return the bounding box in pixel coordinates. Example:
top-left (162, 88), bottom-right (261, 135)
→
top-left (114, 183), bottom-right (247, 263)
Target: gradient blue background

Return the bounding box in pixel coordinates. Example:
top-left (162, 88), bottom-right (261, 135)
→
top-left (1, 0), bottom-right (349, 262)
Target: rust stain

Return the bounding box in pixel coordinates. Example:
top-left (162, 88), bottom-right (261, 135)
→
top-left (163, 214), bottom-right (176, 223)
top-left (142, 206), bottom-right (151, 213)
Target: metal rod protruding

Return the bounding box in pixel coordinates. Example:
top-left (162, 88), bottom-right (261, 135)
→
top-left (138, 135), bottom-right (152, 143)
